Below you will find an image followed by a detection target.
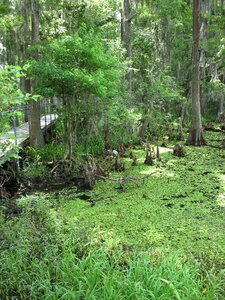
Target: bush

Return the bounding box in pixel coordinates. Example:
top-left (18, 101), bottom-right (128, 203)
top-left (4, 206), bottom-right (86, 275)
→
top-left (87, 135), bottom-right (105, 156)
top-left (23, 144), bottom-right (65, 164)
top-left (21, 162), bottom-right (49, 182)
top-left (37, 143), bottom-right (65, 162)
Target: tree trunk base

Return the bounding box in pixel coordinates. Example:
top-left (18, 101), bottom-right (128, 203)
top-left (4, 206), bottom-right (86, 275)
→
top-left (144, 150), bottom-right (153, 165)
top-left (185, 129), bottom-right (207, 146)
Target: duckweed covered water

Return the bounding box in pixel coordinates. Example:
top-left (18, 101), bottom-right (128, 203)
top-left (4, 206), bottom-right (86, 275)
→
top-left (59, 131), bottom-right (225, 267)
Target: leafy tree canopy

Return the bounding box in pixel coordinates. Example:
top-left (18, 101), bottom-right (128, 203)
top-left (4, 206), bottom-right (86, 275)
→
top-left (30, 30), bottom-right (123, 99)
top-left (0, 65), bottom-right (28, 112)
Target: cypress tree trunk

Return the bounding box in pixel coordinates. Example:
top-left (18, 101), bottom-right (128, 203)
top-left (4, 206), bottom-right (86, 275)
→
top-left (29, 0), bottom-right (44, 147)
top-left (22, 78), bottom-right (31, 123)
top-left (216, 92), bottom-right (224, 122)
top-left (122, 0), bottom-right (132, 94)
top-left (186, 0), bottom-right (206, 146)
top-left (200, 0), bottom-right (209, 112)
top-left (64, 95), bottom-right (74, 161)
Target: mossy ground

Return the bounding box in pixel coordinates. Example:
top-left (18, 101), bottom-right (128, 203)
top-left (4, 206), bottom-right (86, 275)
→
top-left (59, 131), bottom-right (225, 269)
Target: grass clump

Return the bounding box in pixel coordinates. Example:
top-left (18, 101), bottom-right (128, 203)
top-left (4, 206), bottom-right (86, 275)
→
top-left (2, 250), bottom-right (224, 299)
top-left (21, 162), bottom-right (49, 182)
top-left (0, 194), bottom-right (224, 299)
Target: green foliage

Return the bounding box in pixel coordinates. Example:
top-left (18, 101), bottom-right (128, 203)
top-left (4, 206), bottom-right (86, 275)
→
top-left (21, 147), bottom-right (47, 181)
top-left (30, 31), bottom-right (121, 99)
top-left (104, 100), bottom-right (141, 148)
top-left (29, 29), bottom-right (124, 159)
top-left (86, 135), bottom-right (105, 156)
top-left (35, 144), bottom-right (65, 163)
top-left (0, 66), bottom-right (28, 112)
top-left (21, 162), bottom-right (49, 182)
top-left (0, 193), bottom-right (224, 299)
top-left (133, 8), bottom-right (187, 123)
top-left (0, 66), bottom-right (29, 163)
top-left (0, 142), bottom-right (20, 166)
top-left (207, 79), bottom-right (225, 95)
top-left (0, 66), bottom-right (26, 131)
top-left (0, 4), bottom-right (10, 15)
top-left (144, 112), bottom-right (172, 140)
top-left (20, 144), bottom-right (65, 181)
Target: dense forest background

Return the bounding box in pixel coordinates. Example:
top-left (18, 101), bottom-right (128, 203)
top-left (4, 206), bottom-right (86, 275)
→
top-left (0, 1), bottom-right (225, 299)
top-left (1, 0), bottom-right (224, 157)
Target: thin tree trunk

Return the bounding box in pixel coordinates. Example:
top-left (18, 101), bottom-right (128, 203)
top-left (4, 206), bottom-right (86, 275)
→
top-left (216, 92), bottom-right (224, 122)
top-left (121, 8), bottom-right (124, 42)
top-left (64, 95), bottom-right (74, 161)
top-left (179, 102), bottom-right (187, 131)
top-left (122, 0), bottom-right (132, 94)
top-left (186, 0), bottom-right (206, 146)
top-left (21, 78), bottom-right (31, 122)
top-left (200, 0), bottom-right (210, 116)
top-left (6, 29), bottom-right (16, 65)
top-left (29, 0), bottom-right (44, 147)
top-left (138, 108), bottom-right (150, 140)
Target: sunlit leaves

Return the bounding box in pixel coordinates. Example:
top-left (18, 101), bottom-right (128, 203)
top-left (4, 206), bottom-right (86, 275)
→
top-left (0, 66), bottom-right (27, 112)
top-left (30, 31), bottom-right (121, 99)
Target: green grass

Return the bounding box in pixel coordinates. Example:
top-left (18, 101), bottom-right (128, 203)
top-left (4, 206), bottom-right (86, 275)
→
top-left (0, 195), bottom-right (224, 299)
top-left (1, 248), bottom-right (224, 299)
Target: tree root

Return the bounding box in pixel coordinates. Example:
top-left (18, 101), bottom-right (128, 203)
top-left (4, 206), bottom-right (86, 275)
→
top-left (50, 158), bottom-right (76, 174)
top-left (96, 171), bottom-right (158, 190)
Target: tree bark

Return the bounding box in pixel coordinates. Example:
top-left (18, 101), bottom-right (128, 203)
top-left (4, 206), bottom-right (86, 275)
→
top-left (216, 92), bottom-right (224, 122)
top-left (122, 0), bottom-right (132, 94)
top-left (21, 78), bottom-right (31, 123)
top-left (186, 0), bottom-right (206, 146)
top-left (138, 108), bottom-right (150, 140)
top-left (29, 0), bottom-right (44, 147)
top-left (66, 96), bottom-right (73, 161)
top-left (62, 94), bottom-right (75, 161)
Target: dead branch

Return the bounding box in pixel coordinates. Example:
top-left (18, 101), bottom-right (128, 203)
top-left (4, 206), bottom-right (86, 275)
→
top-left (96, 171), bottom-right (158, 189)
top-left (50, 158), bottom-right (76, 174)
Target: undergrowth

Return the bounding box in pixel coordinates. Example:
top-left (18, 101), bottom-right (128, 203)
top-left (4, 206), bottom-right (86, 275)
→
top-left (0, 194), bottom-right (224, 299)
top-left (0, 131), bottom-right (224, 299)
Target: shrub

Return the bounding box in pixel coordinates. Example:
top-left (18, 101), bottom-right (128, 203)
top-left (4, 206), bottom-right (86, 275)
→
top-left (21, 162), bottom-right (49, 182)
top-left (37, 143), bottom-right (65, 162)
